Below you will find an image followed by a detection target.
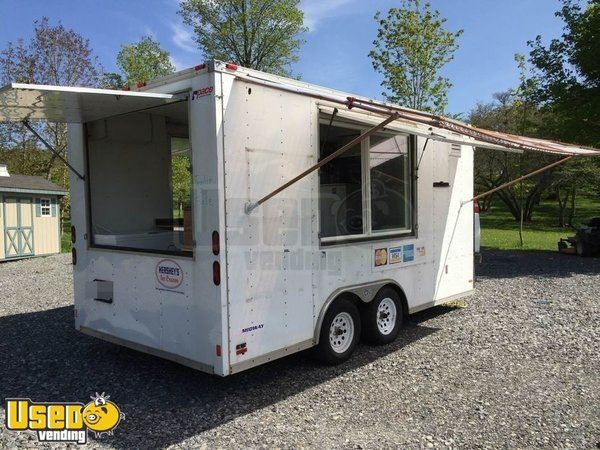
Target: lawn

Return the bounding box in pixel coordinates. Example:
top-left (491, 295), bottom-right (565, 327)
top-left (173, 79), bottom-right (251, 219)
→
top-left (60, 220), bottom-right (71, 253)
top-left (480, 195), bottom-right (600, 251)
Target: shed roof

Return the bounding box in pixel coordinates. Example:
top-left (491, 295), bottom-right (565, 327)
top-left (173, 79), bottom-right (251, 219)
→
top-left (0, 174), bottom-right (68, 196)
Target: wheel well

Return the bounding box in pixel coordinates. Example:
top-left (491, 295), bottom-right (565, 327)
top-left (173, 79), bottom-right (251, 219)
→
top-left (314, 282), bottom-right (409, 344)
top-left (338, 291), bottom-right (362, 308)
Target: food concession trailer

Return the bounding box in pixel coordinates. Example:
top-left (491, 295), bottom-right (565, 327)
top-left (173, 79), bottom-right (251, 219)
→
top-left (0, 60), bottom-right (597, 376)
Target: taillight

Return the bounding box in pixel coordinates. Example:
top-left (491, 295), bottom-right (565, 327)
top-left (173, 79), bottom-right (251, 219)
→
top-left (212, 230), bottom-right (220, 255)
top-left (474, 201), bottom-right (480, 214)
top-left (71, 225), bottom-right (76, 244)
top-left (72, 247), bottom-right (77, 266)
top-left (213, 261), bottom-right (221, 285)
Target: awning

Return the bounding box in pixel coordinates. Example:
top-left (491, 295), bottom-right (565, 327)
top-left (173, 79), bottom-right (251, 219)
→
top-left (318, 104), bottom-right (520, 153)
top-left (237, 72), bottom-right (600, 157)
top-left (0, 83), bottom-right (184, 123)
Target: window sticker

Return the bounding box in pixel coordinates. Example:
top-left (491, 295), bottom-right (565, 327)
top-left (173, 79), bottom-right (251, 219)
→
top-left (374, 248), bottom-right (388, 266)
top-left (389, 247), bottom-right (402, 264)
top-left (403, 244), bottom-right (414, 262)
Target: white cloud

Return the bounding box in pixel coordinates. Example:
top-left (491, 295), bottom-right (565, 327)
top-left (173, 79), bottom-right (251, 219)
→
top-left (171, 22), bottom-right (196, 53)
top-left (300, 0), bottom-right (355, 31)
top-left (169, 55), bottom-right (186, 71)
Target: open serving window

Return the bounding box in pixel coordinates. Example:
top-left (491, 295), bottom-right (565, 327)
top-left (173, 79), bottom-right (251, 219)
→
top-left (0, 83), bottom-right (192, 256)
top-left (86, 100), bottom-right (194, 256)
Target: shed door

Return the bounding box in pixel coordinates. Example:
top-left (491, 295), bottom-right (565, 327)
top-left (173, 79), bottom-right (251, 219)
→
top-left (4, 197), bottom-right (34, 258)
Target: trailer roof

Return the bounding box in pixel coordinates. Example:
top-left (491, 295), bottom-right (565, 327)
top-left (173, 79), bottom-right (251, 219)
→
top-left (0, 83), bottom-right (181, 123)
top-left (0, 61), bottom-right (598, 157)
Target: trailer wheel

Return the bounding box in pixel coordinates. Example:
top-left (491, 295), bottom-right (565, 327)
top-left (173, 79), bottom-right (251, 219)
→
top-left (362, 287), bottom-right (403, 345)
top-left (316, 298), bottom-right (361, 364)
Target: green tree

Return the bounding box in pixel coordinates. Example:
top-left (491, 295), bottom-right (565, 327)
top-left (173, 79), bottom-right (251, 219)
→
top-left (178, 0), bottom-right (306, 76)
top-left (527, 0), bottom-right (599, 146)
top-left (0, 18), bottom-right (101, 183)
top-left (470, 89), bottom-right (558, 224)
top-left (369, 0), bottom-right (463, 113)
top-left (115, 36), bottom-right (175, 85)
top-left (553, 158), bottom-right (600, 227)
top-left (100, 72), bottom-right (126, 89)
top-left (527, 0), bottom-right (600, 225)
top-left (172, 154), bottom-right (192, 217)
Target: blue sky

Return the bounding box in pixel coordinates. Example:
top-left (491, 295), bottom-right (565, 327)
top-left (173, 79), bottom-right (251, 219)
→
top-left (0, 0), bottom-right (566, 115)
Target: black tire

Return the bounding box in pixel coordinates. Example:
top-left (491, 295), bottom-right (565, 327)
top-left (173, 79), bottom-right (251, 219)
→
top-left (316, 297), bottom-right (361, 365)
top-left (362, 287), bottom-right (403, 345)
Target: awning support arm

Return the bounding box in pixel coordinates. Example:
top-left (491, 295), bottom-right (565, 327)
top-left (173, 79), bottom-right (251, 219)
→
top-left (462, 155), bottom-right (574, 205)
top-left (245, 113), bottom-right (399, 214)
top-left (22, 120), bottom-right (85, 181)
top-left (416, 138), bottom-right (430, 171)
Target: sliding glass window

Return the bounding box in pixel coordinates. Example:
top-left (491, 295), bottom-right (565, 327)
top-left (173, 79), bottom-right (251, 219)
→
top-left (318, 115), bottom-right (415, 243)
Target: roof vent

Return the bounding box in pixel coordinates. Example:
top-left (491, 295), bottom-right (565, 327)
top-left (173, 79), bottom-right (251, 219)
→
top-left (0, 164), bottom-right (9, 177)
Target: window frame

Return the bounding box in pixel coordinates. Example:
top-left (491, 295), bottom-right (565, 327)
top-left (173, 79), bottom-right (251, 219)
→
top-left (40, 198), bottom-right (51, 217)
top-left (318, 116), bottom-right (417, 246)
top-left (83, 96), bottom-right (195, 259)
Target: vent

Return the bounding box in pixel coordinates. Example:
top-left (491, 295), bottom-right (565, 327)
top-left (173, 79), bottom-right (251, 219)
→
top-left (450, 144), bottom-right (462, 157)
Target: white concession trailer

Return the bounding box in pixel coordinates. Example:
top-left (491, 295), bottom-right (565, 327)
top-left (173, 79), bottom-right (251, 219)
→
top-left (1, 61), bottom-right (596, 376)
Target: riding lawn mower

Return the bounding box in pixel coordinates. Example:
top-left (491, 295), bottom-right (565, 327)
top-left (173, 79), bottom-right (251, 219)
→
top-left (558, 218), bottom-right (600, 257)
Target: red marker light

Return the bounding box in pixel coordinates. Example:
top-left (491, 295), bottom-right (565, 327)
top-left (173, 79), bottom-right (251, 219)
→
top-left (213, 261), bottom-right (221, 285)
top-left (216, 344), bottom-right (222, 357)
top-left (122, 86), bottom-right (131, 91)
top-left (212, 230), bottom-right (220, 255)
top-left (137, 81), bottom-right (146, 88)
top-left (225, 63), bottom-right (238, 71)
top-left (194, 64), bottom-right (206, 71)
top-left (474, 201), bottom-right (480, 214)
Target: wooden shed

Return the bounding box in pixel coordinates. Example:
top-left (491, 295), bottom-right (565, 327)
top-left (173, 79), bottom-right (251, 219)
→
top-left (0, 164), bottom-right (67, 261)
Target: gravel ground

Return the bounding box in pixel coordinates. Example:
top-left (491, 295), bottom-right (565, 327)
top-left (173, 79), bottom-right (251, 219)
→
top-left (0, 250), bottom-right (598, 449)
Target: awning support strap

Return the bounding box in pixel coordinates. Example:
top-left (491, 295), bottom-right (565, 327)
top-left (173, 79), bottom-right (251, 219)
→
top-left (462, 155), bottom-right (574, 205)
top-left (245, 113), bottom-right (399, 214)
top-left (22, 120), bottom-right (85, 181)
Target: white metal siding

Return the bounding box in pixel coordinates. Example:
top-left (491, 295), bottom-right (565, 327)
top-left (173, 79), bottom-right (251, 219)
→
top-left (69, 72), bottom-right (227, 374)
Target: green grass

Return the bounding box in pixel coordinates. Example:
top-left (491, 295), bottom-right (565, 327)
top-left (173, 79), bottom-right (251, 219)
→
top-left (480, 196), bottom-right (600, 251)
top-left (61, 220), bottom-right (71, 253)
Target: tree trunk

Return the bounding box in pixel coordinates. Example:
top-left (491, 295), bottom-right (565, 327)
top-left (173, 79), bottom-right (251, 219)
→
top-left (568, 186), bottom-right (577, 227)
top-left (556, 187), bottom-right (569, 228)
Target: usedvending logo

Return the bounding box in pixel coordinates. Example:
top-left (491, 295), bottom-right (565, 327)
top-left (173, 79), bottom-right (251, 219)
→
top-left (156, 259), bottom-right (184, 289)
top-left (5, 392), bottom-right (124, 444)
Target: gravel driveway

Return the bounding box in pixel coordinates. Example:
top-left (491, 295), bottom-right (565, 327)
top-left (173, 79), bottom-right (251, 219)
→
top-left (0, 250), bottom-right (598, 449)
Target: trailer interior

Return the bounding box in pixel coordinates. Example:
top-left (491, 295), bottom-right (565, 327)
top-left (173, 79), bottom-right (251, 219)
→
top-left (86, 100), bottom-right (193, 256)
